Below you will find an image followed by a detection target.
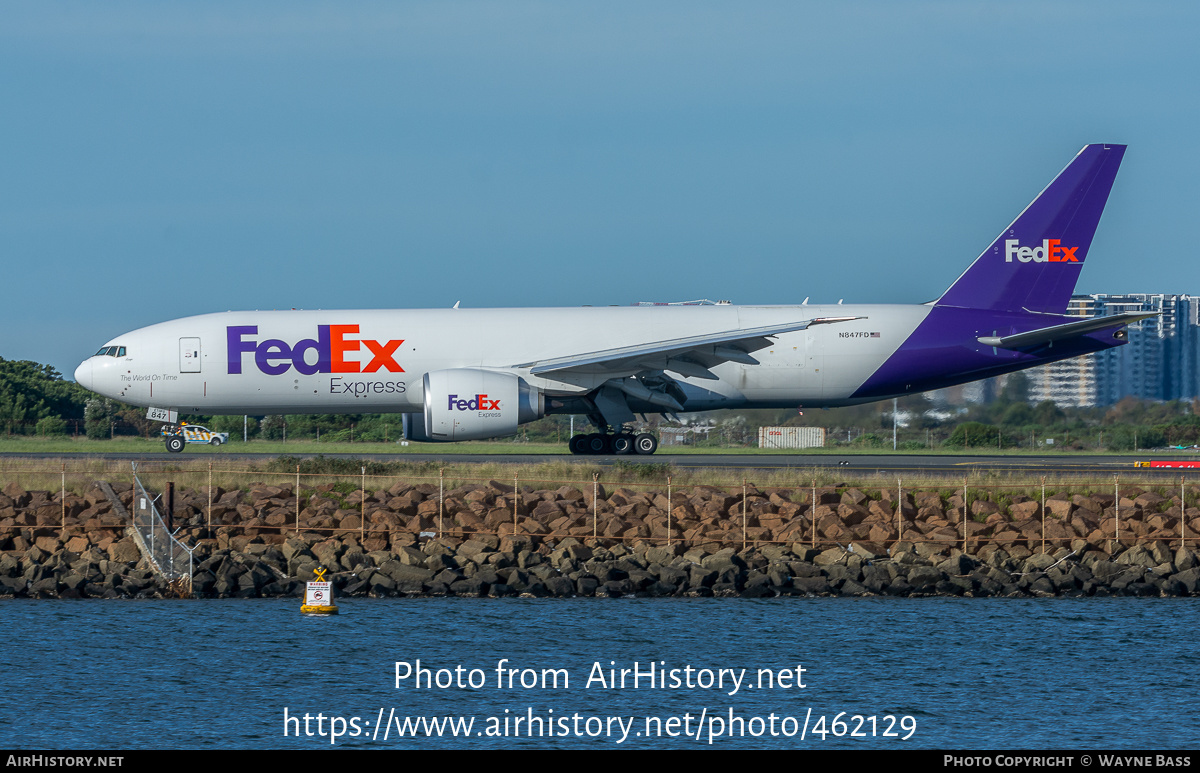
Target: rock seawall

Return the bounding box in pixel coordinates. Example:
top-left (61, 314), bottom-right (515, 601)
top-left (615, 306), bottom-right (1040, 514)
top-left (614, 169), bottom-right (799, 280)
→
top-left (2, 478), bottom-right (1199, 599)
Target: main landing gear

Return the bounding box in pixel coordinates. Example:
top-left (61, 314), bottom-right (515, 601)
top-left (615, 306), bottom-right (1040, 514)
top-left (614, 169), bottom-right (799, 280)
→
top-left (568, 431), bottom-right (658, 456)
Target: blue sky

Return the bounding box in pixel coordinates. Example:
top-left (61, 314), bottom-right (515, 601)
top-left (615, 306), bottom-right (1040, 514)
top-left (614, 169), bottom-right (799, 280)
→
top-left (3, 1), bottom-right (1197, 376)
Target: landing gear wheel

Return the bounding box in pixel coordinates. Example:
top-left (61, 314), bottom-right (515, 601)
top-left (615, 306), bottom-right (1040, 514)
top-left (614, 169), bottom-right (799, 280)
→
top-left (634, 433), bottom-right (658, 455)
top-left (612, 434), bottom-right (634, 455)
top-left (585, 434), bottom-right (610, 455)
top-left (568, 435), bottom-right (587, 455)
top-left (165, 436), bottom-right (185, 454)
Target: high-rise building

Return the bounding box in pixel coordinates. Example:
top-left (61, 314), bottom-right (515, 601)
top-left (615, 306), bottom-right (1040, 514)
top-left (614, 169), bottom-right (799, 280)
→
top-left (1026, 294), bottom-right (1200, 407)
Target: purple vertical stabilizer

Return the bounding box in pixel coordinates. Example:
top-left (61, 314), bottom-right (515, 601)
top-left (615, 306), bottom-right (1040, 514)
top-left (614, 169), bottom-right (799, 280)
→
top-left (852, 144), bottom-right (1131, 402)
top-left (936, 144), bottom-right (1125, 314)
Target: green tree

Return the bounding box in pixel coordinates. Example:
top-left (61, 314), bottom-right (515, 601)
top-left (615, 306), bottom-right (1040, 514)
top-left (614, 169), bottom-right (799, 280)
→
top-left (945, 421), bottom-right (1000, 448)
top-left (209, 415), bottom-right (257, 439)
top-left (84, 397), bottom-right (118, 439)
top-left (117, 407), bottom-right (160, 439)
top-left (998, 401), bottom-right (1035, 427)
top-left (998, 372), bottom-right (1030, 404)
top-left (260, 415), bottom-right (287, 440)
top-left (0, 358), bottom-right (89, 434)
top-left (1033, 400), bottom-right (1065, 427)
top-left (35, 416), bottom-right (67, 436)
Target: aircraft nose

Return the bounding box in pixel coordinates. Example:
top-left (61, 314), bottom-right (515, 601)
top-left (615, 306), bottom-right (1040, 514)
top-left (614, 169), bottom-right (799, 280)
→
top-left (74, 359), bottom-right (93, 390)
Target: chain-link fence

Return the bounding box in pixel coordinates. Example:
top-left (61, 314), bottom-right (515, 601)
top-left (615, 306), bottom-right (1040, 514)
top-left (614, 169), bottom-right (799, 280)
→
top-left (2, 460), bottom-right (1199, 555)
top-left (130, 467), bottom-right (194, 591)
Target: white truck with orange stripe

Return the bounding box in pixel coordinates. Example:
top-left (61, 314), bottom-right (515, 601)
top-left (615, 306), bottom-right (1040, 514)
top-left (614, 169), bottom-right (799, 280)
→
top-left (160, 423), bottom-right (229, 452)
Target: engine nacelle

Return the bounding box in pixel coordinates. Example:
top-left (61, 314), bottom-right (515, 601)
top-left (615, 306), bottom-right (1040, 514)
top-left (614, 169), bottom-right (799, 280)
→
top-left (412, 369), bottom-right (543, 441)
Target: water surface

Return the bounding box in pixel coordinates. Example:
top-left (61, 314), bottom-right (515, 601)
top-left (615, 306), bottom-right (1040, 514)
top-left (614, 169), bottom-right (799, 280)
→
top-left (4, 597), bottom-right (1196, 749)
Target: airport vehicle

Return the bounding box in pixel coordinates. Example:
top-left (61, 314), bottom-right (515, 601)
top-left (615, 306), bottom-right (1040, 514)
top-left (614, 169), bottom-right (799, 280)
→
top-left (160, 423), bottom-right (230, 452)
top-left (74, 144), bottom-right (1147, 455)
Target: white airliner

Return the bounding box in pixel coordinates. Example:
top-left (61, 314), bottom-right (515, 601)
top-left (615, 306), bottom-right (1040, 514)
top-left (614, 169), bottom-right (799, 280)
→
top-left (75, 145), bottom-right (1148, 455)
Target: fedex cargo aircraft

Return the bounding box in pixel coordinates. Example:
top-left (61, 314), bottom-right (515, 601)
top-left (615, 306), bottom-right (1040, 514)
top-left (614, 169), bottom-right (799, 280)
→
top-left (75, 144), bottom-right (1147, 455)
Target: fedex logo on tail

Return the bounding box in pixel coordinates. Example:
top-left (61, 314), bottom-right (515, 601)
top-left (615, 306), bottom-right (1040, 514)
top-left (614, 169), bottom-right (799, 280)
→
top-left (449, 394), bottom-right (501, 412)
top-left (1004, 239), bottom-right (1079, 263)
top-left (227, 325), bottom-right (404, 375)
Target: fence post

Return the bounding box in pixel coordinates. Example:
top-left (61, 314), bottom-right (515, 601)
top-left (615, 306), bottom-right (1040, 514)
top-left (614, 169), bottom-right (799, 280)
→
top-left (165, 481), bottom-right (174, 532)
top-left (962, 477), bottom-right (968, 553)
top-left (1182, 475), bottom-right (1187, 552)
top-left (1041, 477), bottom-right (1047, 555)
top-left (811, 479), bottom-right (817, 550)
top-left (208, 461), bottom-right (213, 532)
top-left (666, 475), bottom-right (672, 546)
top-left (742, 479), bottom-right (748, 551)
top-left (513, 473), bottom-right (519, 537)
top-left (149, 492), bottom-right (155, 560)
top-left (167, 504), bottom-right (174, 578)
top-left (439, 468), bottom-right (445, 538)
top-left (1114, 474), bottom-right (1120, 547)
top-left (592, 472), bottom-right (599, 540)
top-left (897, 478), bottom-right (903, 544)
top-left (295, 464), bottom-right (301, 534)
top-left (360, 466), bottom-right (366, 543)
top-left (61, 463), bottom-right (65, 535)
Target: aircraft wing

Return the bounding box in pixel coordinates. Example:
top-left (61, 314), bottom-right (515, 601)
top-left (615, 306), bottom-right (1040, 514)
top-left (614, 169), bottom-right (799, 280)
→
top-left (516, 316), bottom-right (862, 380)
top-left (976, 312), bottom-right (1158, 351)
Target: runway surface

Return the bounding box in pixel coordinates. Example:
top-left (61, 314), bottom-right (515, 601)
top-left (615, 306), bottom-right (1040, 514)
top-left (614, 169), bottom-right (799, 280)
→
top-left (5, 450), bottom-right (1199, 476)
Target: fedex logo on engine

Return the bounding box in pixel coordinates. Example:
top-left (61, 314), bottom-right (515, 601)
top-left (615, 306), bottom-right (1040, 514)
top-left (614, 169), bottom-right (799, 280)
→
top-left (1004, 239), bottom-right (1079, 263)
top-left (227, 325), bottom-right (404, 375)
top-left (449, 394), bottom-right (501, 412)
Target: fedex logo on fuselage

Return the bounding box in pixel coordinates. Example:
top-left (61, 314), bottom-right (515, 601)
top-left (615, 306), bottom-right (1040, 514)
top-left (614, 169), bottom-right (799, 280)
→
top-left (1004, 239), bottom-right (1079, 263)
top-left (449, 394), bottom-right (501, 411)
top-left (227, 325), bottom-right (404, 376)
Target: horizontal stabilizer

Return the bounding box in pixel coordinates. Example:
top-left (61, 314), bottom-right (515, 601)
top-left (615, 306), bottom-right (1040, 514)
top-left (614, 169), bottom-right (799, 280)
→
top-left (517, 316), bottom-right (862, 376)
top-left (976, 312), bottom-right (1157, 350)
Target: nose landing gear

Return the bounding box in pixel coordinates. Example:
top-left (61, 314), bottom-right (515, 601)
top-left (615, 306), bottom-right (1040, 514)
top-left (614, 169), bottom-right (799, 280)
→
top-left (164, 427), bottom-right (185, 454)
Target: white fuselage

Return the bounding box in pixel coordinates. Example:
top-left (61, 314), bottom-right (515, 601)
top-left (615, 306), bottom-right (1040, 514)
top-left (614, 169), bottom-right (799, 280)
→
top-left (75, 304), bottom-right (930, 415)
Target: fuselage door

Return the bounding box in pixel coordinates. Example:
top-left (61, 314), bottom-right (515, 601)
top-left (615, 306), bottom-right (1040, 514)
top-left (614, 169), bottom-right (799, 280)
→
top-left (180, 338), bottom-right (201, 373)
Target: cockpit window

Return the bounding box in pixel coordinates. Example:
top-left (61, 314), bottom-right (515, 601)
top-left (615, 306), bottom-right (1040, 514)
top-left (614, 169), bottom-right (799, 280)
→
top-left (94, 346), bottom-right (127, 357)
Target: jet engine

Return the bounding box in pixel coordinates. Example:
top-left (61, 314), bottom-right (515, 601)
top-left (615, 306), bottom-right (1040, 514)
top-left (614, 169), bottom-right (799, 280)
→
top-left (404, 369), bottom-right (543, 442)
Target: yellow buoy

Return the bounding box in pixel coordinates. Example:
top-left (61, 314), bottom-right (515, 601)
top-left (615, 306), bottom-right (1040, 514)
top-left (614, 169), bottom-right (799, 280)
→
top-left (301, 566), bottom-right (339, 615)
